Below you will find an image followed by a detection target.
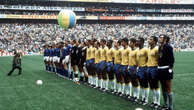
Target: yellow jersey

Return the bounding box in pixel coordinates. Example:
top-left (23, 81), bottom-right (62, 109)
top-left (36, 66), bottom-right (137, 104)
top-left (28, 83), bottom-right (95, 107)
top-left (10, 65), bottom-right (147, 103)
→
top-left (100, 47), bottom-right (108, 62)
top-left (90, 47), bottom-right (95, 59)
top-left (86, 46), bottom-right (91, 60)
top-left (121, 47), bottom-right (130, 66)
top-left (114, 48), bottom-right (122, 64)
top-left (106, 48), bottom-right (114, 62)
top-left (137, 48), bottom-right (148, 67)
top-left (94, 48), bottom-right (101, 64)
top-left (147, 46), bottom-right (158, 67)
top-left (128, 48), bottom-right (137, 66)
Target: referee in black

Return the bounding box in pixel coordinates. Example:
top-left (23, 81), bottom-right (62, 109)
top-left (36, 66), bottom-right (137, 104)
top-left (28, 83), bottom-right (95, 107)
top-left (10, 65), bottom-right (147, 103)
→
top-left (7, 52), bottom-right (22, 76)
top-left (158, 34), bottom-right (175, 110)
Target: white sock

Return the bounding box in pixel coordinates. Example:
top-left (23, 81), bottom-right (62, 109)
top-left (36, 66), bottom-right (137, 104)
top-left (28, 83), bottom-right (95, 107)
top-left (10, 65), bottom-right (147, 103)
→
top-left (109, 81), bottom-right (112, 89)
top-left (145, 88), bottom-right (149, 102)
top-left (103, 80), bottom-right (105, 88)
top-left (96, 77), bottom-right (98, 87)
top-left (88, 76), bottom-right (91, 84)
top-left (125, 84), bottom-right (129, 95)
top-left (133, 87), bottom-right (136, 98)
top-left (100, 79), bottom-right (103, 88)
top-left (152, 90), bottom-right (156, 103)
top-left (129, 83), bottom-right (132, 96)
top-left (113, 80), bottom-right (116, 90)
top-left (117, 83), bottom-right (121, 92)
top-left (141, 88), bottom-right (145, 100)
top-left (137, 86), bottom-right (140, 99)
top-left (155, 89), bottom-right (160, 105)
top-left (121, 84), bottom-right (125, 94)
top-left (105, 80), bottom-right (109, 90)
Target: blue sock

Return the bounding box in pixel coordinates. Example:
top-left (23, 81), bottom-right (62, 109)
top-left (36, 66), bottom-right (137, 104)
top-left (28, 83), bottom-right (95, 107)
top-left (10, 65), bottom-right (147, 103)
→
top-left (46, 65), bottom-right (48, 71)
top-left (48, 66), bottom-right (51, 71)
top-left (64, 69), bottom-right (68, 77)
top-left (52, 67), bottom-right (55, 72)
top-left (61, 69), bottom-right (65, 76)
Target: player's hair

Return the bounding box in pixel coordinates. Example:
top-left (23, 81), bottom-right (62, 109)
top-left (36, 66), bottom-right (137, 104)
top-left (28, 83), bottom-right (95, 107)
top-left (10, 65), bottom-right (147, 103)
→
top-left (101, 39), bottom-right (106, 44)
top-left (138, 37), bottom-right (144, 44)
top-left (130, 38), bottom-right (136, 43)
top-left (108, 40), bottom-right (113, 45)
top-left (151, 36), bottom-right (158, 43)
top-left (122, 37), bottom-right (129, 43)
top-left (117, 39), bottom-right (122, 45)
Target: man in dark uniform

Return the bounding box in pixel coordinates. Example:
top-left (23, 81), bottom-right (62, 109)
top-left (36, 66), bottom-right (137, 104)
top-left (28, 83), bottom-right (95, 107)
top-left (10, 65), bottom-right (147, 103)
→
top-left (70, 39), bottom-right (79, 83)
top-left (7, 52), bottom-right (22, 76)
top-left (77, 40), bottom-right (87, 83)
top-left (158, 34), bottom-right (175, 110)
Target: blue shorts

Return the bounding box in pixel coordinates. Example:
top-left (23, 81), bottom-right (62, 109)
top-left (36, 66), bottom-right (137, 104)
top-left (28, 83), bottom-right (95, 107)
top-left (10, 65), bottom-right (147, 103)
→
top-left (106, 62), bottom-right (113, 73)
top-left (95, 63), bottom-right (101, 73)
top-left (99, 61), bottom-right (106, 72)
top-left (137, 67), bottom-right (147, 80)
top-left (113, 64), bottom-right (121, 75)
top-left (86, 60), bottom-right (90, 68)
top-left (128, 66), bottom-right (137, 77)
top-left (121, 65), bottom-right (128, 76)
top-left (147, 67), bottom-right (158, 80)
top-left (89, 59), bottom-right (95, 68)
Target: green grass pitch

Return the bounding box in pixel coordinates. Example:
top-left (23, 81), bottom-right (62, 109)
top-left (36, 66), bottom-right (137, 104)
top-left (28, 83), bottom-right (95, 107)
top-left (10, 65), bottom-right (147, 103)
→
top-left (0, 52), bottom-right (194, 110)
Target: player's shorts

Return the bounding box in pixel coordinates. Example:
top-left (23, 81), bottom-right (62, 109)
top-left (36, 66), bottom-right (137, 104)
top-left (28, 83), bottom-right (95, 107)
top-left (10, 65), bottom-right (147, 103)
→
top-left (89, 59), bottom-right (95, 68)
top-left (86, 60), bottom-right (90, 68)
top-left (99, 61), bottom-right (106, 73)
top-left (49, 57), bottom-right (53, 62)
top-left (53, 56), bottom-right (60, 63)
top-left (121, 65), bottom-right (128, 76)
top-left (158, 67), bottom-right (173, 80)
top-left (71, 59), bottom-right (77, 66)
top-left (113, 64), bottom-right (121, 75)
top-left (106, 62), bottom-right (113, 73)
top-left (128, 66), bottom-right (137, 78)
top-left (137, 67), bottom-right (147, 80)
top-left (44, 56), bottom-right (49, 61)
top-left (147, 67), bottom-right (158, 80)
top-left (65, 55), bottom-right (70, 64)
top-left (95, 63), bottom-right (101, 74)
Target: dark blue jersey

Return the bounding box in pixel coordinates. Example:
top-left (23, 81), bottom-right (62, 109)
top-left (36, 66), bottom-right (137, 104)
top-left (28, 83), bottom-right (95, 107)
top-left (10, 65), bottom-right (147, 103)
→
top-left (50, 49), bottom-right (55, 57)
top-left (55, 48), bottom-right (60, 57)
top-left (44, 48), bottom-right (50, 56)
top-left (66, 45), bottom-right (72, 55)
top-left (158, 43), bottom-right (175, 68)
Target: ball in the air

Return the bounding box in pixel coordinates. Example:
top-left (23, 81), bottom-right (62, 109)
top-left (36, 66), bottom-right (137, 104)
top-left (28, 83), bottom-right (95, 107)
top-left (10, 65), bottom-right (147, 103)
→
top-left (58, 10), bottom-right (77, 29)
top-left (36, 80), bottom-right (43, 85)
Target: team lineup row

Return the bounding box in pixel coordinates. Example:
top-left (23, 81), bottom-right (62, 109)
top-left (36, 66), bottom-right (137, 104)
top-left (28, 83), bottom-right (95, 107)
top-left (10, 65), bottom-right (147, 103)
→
top-left (43, 35), bottom-right (174, 110)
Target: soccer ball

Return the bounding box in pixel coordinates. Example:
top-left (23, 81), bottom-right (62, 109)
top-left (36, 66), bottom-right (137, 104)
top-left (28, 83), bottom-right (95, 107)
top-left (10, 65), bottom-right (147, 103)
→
top-left (36, 80), bottom-right (43, 85)
top-left (58, 10), bottom-right (77, 29)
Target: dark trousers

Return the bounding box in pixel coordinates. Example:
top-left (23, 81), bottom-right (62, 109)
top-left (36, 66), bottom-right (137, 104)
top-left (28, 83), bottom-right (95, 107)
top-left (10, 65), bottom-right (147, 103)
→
top-left (8, 66), bottom-right (22, 75)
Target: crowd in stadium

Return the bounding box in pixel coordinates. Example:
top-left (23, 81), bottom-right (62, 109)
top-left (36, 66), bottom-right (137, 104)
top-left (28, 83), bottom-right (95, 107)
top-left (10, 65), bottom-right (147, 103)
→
top-left (1, 10), bottom-right (194, 17)
top-left (0, 23), bottom-right (193, 55)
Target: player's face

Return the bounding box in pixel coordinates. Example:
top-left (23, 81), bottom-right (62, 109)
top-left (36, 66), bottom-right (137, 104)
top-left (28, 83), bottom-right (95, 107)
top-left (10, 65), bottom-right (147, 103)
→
top-left (114, 42), bottom-right (118, 48)
top-left (149, 37), bottom-right (154, 46)
top-left (159, 37), bottom-right (165, 44)
top-left (129, 41), bottom-right (135, 48)
top-left (136, 40), bottom-right (141, 47)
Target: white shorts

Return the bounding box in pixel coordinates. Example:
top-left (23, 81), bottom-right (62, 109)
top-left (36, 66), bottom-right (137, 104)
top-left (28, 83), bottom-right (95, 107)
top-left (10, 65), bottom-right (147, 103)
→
top-left (44, 56), bottom-right (49, 61)
top-left (53, 57), bottom-right (60, 63)
top-left (49, 57), bottom-right (53, 62)
top-left (53, 56), bottom-right (58, 62)
top-left (65, 55), bottom-right (70, 63)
